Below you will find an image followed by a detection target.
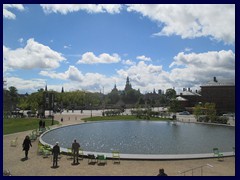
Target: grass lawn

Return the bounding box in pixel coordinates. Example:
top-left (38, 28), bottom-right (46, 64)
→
top-left (82, 115), bottom-right (173, 122)
top-left (3, 118), bottom-right (59, 135)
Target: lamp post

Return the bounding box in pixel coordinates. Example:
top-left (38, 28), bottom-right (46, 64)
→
top-left (90, 103), bottom-right (92, 118)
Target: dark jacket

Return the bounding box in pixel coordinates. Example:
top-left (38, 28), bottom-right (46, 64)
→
top-left (72, 142), bottom-right (80, 153)
top-left (157, 172), bottom-right (168, 176)
top-left (22, 138), bottom-right (32, 151)
top-left (52, 145), bottom-right (60, 156)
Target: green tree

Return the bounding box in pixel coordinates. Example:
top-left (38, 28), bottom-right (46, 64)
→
top-left (8, 86), bottom-right (19, 111)
top-left (165, 88), bottom-right (176, 100)
top-left (204, 103), bottom-right (217, 122)
top-left (168, 99), bottom-right (183, 113)
top-left (193, 104), bottom-right (203, 121)
top-left (18, 97), bottom-right (30, 112)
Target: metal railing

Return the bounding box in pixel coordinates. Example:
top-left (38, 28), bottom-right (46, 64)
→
top-left (178, 164), bottom-right (213, 176)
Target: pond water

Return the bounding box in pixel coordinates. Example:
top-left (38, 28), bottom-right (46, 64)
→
top-left (40, 121), bottom-right (235, 154)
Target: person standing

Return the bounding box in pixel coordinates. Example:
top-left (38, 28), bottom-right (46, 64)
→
top-left (42, 120), bottom-right (45, 129)
top-left (39, 119), bottom-right (43, 130)
top-left (157, 168), bottom-right (168, 176)
top-left (52, 142), bottom-right (60, 168)
top-left (22, 136), bottom-right (32, 159)
top-left (72, 139), bottom-right (80, 164)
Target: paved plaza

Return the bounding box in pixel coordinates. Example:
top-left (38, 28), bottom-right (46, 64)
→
top-left (3, 111), bottom-right (235, 176)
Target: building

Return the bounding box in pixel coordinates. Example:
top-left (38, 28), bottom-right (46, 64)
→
top-left (200, 77), bottom-right (235, 114)
top-left (124, 76), bottom-right (133, 92)
top-left (176, 88), bottom-right (201, 112)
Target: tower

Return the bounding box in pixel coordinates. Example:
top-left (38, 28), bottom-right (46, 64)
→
top-left (124, 76), bottom-right (132, 92)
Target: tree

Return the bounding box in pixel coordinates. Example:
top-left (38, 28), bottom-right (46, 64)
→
top-left (165, 88), bottom-right (176, 100)
top-left (9, 86), bottom-right (18, 97)
top-left (168, 99), bottom-right (183, 113)
top-left (193, 102), bottom-right (216, 122)
top-left (204, 103), bottom-right (217, 122)
top-left (8, 86), bottom-right (19, 111)
top-left (193, 104), bottom-right (203, 121)
top-left (108, 90), bottom-right (120, 104)
top-left (18, 97), bottom-right (29, 112)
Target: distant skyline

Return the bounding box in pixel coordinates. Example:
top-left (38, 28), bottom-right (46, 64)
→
top-left (3, 4), bottom-right (235, 94)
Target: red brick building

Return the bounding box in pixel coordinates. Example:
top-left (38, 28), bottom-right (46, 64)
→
top-left (200, 77), bottom-right (235, 114)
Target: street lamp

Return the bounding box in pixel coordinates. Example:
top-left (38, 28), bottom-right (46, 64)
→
top-left (90, 103), bottom-right (92, 118)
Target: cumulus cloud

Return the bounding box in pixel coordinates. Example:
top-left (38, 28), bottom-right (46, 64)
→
top-left (40, 65), bottom-right (84, 82)
top-left (117, 61), bottom-right (171, 92)
top-left (39, 65), bottom-right (117, 93)
top-left (136, 55), bottom-right (151, 61)
top-left (3, 38), bottom-right (66, 70)
top-left (170, 50), bottom-right (235, 70)
top-left (14, 49), bottom-right (235, 94)
top-left (168, 50), bottom-right (235, 89)
top-left (5, 76), bottom-right (46, 93)
top-left (3, 4), bottom-right (24, 19)
top-left (40, 4), bottom-right (122, 14)
top-left (122, 59), bottom-right (136, 66)
top-left (127, 4), bottom-right (235, 44)
top-left (77, 52), bottom-right (121, 64)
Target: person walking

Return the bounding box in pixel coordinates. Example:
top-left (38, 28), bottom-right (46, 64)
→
top-left (52, 142), bottom-right (60, 168)
top-left (22, 136), bottom-right (32, 159)
top-left (72, 139), bottom-right (80, 165)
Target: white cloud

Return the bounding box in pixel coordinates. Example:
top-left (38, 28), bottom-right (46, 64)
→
top-left (18, 38), bottom-right (24, 43)
top-left (136, 55), bottom-right (152, 61)
top-left (170, 50), bottom-right (235, 70)
top-left (122, 59), bottom-right (136, 66)
top-left (117, 49), bottom-right (235, 93)
top-left (168, 50), bottom-right (235, 89)
top-left (77, 52), bottom-right (121, 64)
top-left (40, 65), bottom-right (84, 82)
top-left (3, 38), bottom-right (66, 70)
top-left (64, 45), bottom-right (71, 49)
top-left (127, 4), bottom-right (235, 44)
top-left (3, 4), bottom-right (24, 19)
top-left (40, 4), bottom-right (122, 14)
top-left (184, 47), bottom-right (192, 52)
top-left (117, 61), bottom-right (170, 92)
top-left (15, 49), bottom-right (235, 94)
top-left (39, 65), bottom-right (117, 93)
top-left (5, 76), bottom-right (46, 93)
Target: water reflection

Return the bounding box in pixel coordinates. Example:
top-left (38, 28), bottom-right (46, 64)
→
top-left (41, 121), bottom-right (235, 154)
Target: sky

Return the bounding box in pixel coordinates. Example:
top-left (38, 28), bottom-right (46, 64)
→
top-left (3, 4), bottom-right (235, 94)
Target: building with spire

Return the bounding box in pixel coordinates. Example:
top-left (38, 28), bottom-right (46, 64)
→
top-left (111, 84), bottom-right (118, 93)
top-left (124, 76), bottom-right (132, 92)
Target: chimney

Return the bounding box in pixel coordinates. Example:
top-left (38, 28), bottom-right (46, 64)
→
top-left (188, 87), bottom-right (190, 91)
top-left (213, 77), bottom-right (218, 82)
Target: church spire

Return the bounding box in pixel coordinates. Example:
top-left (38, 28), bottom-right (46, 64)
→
top-left (124, 76), bottom-right (132, 92)
top-left (61, 86), bottom-right (64, 93)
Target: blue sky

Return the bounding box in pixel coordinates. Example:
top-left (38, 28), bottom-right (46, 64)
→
top-left (3, 4), bottom-right (235, 94)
